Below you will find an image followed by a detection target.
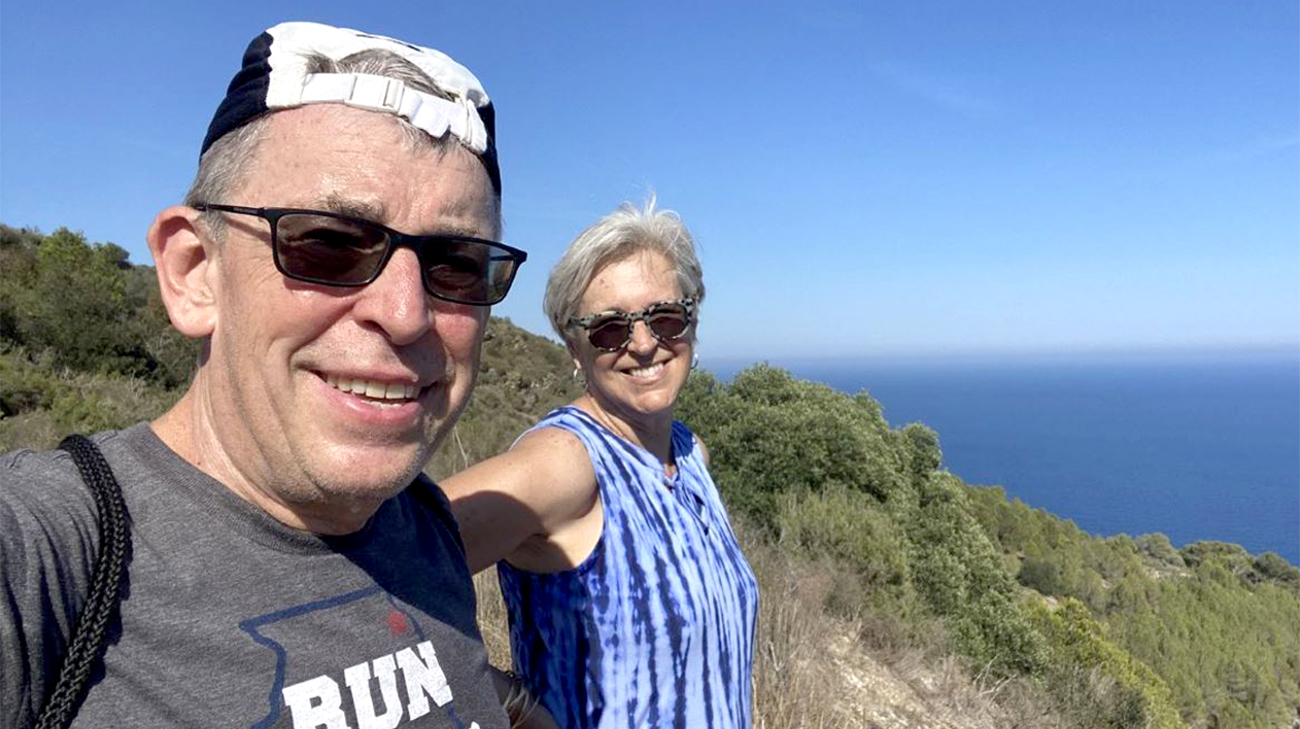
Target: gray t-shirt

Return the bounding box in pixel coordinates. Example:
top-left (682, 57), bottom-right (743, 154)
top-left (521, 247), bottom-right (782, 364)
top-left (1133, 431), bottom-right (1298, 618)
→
top-left (0, 424), bottom-right (508, 729)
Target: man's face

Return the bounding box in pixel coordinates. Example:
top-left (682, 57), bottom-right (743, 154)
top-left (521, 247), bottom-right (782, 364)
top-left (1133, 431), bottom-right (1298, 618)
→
top-left (202, 105), bottom-right (497, 517)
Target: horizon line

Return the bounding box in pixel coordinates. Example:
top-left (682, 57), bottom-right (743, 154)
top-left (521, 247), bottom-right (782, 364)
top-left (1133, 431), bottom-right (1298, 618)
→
top-left (701, 342), bottom-right (1300, 367)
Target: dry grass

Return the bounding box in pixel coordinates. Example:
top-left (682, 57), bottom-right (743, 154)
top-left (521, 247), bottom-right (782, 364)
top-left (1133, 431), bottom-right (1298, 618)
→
top-left (742, 524), bottom-right (864, 729)
top-left (474, 567), bottom-right (513, 669)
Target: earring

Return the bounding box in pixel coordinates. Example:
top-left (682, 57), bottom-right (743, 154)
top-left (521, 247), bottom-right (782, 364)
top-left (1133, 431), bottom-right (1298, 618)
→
top-left (573, 366), bottom-right (583, 381)
top-left (691, 353), bottom-right (700, 370)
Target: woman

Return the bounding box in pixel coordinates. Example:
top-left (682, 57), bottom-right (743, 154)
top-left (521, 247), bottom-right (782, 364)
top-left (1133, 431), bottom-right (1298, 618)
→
top-left (445, 199), bottom-right (758, 728)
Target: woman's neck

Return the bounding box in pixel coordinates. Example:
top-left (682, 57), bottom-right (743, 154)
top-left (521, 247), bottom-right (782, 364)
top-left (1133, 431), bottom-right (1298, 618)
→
top-left (572, 394), bottom-right (675, 469)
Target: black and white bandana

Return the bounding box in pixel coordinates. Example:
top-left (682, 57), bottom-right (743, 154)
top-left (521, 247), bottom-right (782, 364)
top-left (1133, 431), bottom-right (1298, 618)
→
top-left (201, 21), bottom-right (500, 193)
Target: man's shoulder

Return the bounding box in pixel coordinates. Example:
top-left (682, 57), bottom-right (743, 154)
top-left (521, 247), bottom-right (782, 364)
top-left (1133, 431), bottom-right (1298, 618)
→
top-left (404, 474), bottom-right (464, 546)
top-left (1, 425), bottom-right (155, 552)
top-left (3, 425), bottom-right (146, 497)
top-left (3, 437), bottom-right (98, 528)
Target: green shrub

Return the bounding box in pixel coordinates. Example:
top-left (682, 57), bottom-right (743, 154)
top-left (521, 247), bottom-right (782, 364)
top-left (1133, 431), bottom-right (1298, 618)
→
top-left (1030, 598), bottom-right (1185, 729)
top-left (1253, 552), bottom-right (1300, 589)
top-left (1019, 557), bottom-right (1065, 596)
top-left (1135, 533), bottom-right (1186, 570)
top-left (774, 483), bottom-right (911, 601)
top-left (905, 473), bottom-right (1049, 674)
top-left (676, 364), bottom-right (911, 529)
top-left (0, 349), bottom-right (179, 451)
top-left (680, 366), bottom-right (1051, 677)
top-left (0, 226), bottom-right (197, 386)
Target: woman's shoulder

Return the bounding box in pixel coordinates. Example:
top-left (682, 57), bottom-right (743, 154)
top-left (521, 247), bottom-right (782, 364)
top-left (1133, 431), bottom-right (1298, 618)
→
top-left (670, 419), bottom-right (696, 440)
top-left (513, 421), bottom-right (590, 468)
top-left (671, 420), bottom-right (710, 465)
top-left (529, 405), bottom-right (597, 435)
top-left (505, 418), bottom-right (602, 503)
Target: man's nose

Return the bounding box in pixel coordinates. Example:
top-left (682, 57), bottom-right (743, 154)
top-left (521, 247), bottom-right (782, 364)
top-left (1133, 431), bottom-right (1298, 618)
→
top-left (353, 248), bottom-right (434, 345)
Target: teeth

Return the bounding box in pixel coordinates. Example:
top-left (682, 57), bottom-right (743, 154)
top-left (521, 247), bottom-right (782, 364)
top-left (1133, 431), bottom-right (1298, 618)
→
top-left (324, 374), bottom-right (418, 400)
top-left (629, 363), bottom-right (664, 378)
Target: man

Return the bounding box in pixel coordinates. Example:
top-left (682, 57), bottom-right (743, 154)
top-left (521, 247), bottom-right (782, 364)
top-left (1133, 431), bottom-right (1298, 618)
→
top-left (2, 22), bottom-right (528, 728)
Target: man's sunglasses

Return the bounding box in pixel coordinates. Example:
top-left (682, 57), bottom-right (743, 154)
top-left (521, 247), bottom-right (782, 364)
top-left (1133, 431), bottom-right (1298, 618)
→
top-left (192, 203), bottom-right (526, 306)
top-left (567, 298), bottom-right (696, 351)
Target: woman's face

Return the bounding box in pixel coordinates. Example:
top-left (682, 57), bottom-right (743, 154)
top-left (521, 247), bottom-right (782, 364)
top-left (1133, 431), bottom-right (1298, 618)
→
top-left (571, 249), bottom-right (694, 432)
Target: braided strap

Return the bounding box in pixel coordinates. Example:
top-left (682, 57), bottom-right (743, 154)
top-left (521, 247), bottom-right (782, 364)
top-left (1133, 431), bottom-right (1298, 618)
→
top-left (36, 435), bottom-right (131, 729)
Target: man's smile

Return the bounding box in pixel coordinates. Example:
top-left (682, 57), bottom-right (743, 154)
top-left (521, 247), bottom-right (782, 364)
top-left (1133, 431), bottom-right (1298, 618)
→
top-left (322, 373), bottom-right (423, 402)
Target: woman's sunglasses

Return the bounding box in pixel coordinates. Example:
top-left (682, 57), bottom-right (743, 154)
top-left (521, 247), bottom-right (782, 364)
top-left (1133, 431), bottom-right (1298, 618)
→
top-left (567, 298), bottom-right (696, 351)
top-left (192, 203), bottom-right (527, 306)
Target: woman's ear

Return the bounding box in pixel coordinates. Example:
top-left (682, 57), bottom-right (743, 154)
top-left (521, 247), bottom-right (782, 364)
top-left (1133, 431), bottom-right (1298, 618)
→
top-left (565, 339), bottom-right (584, 379)
top-left (147, 205), bottom-right (218, 338)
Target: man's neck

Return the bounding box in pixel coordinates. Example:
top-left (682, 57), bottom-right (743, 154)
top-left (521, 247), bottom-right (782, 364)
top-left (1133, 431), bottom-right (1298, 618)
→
top-left (151, 380), bottom-right (382, 536)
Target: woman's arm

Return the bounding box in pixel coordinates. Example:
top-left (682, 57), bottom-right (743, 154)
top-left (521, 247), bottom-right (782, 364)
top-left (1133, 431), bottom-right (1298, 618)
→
top-left (442, 426), bottom-right (599, 574)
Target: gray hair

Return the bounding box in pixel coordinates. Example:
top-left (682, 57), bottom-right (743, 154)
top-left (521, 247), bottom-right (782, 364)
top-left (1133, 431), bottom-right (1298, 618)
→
top-left (544, 197), bottom-right (705, 343)
top-left (183, 49), bottom-right (496, 237)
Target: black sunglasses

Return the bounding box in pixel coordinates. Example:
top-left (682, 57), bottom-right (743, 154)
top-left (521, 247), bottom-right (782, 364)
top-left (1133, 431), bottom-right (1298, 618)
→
top-left (567, 298), bottom-right (697, 351)
top-left (192, 203), bottom-right (526, 306)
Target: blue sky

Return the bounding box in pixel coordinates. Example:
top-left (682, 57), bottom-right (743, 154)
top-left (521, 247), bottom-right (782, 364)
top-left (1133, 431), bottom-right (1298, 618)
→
top-left (2, 1), bottom-right (1297, 363)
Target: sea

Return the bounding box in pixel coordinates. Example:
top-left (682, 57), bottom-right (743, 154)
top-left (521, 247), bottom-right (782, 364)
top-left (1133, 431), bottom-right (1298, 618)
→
top-left (706, 350), bottom-right (1300, 566)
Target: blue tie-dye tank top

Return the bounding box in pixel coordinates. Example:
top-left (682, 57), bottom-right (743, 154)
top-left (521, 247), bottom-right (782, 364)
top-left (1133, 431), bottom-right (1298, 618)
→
top-left (497, 406), bottom-right (759, 729)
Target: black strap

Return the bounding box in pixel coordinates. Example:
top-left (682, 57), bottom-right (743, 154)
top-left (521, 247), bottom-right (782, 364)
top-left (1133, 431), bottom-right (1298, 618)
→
top-left (36, 435), bottom-right (131, 729)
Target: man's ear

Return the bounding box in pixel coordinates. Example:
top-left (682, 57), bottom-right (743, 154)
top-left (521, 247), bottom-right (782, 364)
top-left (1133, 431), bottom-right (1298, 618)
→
top-left (147, 205), bottom-right (218, 338)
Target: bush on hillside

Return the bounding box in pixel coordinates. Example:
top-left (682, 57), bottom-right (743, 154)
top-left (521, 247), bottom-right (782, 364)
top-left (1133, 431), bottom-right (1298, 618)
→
top-left (774, 483), bottom-right (913, 614)
top-left (679, 365), bottom-right (1049, 675)
top-left (909, 473), bottom-right (1048, 675)
top-left (676, 365), bottom-right (913, 527)
top-left (0, 347), bottom-right (178, 451)
top-left (965, 479), bottom-right (1300, 727)
top-left (1252, 552), bottom-right (1300, 588)
top-left (1029, 598), bottom-right (1184, 729)
top-left (0, 225), bottom-right (197, 388)
top-left (1135, 533), bottom-right (1187, 571)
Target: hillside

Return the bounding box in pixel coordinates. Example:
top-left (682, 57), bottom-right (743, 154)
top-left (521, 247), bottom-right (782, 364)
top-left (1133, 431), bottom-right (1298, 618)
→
top-left (3, 224), bottom-right (1299, 728)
